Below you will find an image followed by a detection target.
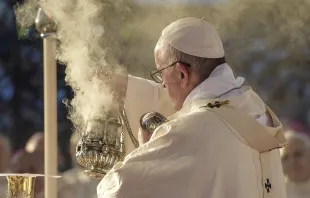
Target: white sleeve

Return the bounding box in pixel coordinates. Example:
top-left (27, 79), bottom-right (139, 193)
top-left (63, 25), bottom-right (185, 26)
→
top-left (123, 75), bottom-right (174, 152)
top-left (125, 75), bottom-right (174, 117)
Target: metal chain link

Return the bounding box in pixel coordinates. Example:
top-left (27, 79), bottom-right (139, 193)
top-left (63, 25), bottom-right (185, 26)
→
top-left (119, 102), bottom-right (139, 148)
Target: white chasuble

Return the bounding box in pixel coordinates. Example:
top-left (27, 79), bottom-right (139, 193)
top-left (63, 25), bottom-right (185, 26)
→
top-left (98, 64), bottom-right (287, 198)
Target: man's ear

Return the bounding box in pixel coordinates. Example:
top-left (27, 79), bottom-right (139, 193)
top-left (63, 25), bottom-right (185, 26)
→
top-left (177, 63), bottom-right (189, 87)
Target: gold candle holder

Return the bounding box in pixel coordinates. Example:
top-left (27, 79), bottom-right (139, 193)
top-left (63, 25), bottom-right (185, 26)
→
top-left (6, 176), bottom-right (36, 198)
top-left (0, 174), bottom-right (61, 198)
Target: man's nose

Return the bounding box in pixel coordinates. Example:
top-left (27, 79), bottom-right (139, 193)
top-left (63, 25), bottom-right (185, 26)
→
top-left (161, 82), bottom-right (166, 88)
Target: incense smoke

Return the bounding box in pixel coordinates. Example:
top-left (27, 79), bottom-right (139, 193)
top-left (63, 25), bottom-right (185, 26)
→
top-left (15, 0), bottom-right (130, 132)
top-left (14, 0), bottom-right (310, 128)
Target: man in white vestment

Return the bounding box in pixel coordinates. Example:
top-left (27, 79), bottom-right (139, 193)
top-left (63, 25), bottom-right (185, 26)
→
top-left (281, 130), bottom-right (310, 198)
top-left (97, 17), bottom-right (287, 198)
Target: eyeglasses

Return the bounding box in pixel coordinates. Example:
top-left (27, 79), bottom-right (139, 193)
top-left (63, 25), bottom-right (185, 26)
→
top-left (150, 61), bottom-right (191, 83)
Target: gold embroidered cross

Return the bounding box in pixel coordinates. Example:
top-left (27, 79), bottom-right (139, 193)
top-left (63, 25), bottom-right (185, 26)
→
top-left (201, 100), bottom-right (230, 109)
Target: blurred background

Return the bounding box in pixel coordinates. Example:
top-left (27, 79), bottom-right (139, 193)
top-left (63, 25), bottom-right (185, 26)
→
top-left (0, 0), bottom-right (310, 197)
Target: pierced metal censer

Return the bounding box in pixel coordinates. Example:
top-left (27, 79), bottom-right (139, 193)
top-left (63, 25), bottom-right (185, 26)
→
top-left (75, 103), bottom-right (169, 179)
top-left (76, 104), bottom-right (139, 179)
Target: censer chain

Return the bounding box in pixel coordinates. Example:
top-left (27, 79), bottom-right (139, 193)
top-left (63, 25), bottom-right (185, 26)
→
top-left (119, 103), bottom-right (139, 148)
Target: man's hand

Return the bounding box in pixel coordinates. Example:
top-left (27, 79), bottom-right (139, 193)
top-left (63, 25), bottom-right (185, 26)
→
top-left (138, 128), bottom-right (152, 146)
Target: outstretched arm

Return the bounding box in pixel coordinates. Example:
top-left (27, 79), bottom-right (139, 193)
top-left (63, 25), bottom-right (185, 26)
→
top-left (123, 75), bottom-right (174, 150)
top-left (94, 72), bottom-right (174, 152)
top-left (125, 75), bottom-right (174, 117)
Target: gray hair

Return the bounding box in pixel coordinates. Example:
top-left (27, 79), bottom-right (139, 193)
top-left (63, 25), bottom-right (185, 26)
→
top-left (155, 37), bottom-right (226, 81)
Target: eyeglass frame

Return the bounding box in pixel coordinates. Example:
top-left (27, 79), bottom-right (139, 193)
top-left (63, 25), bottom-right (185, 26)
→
top-left (150, 61), bottom-right (191, 83)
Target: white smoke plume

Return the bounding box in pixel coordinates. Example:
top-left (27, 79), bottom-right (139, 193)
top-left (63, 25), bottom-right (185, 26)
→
top-left (14, 0), bottom-right (310, 129)
top-left (15, 0), bottom-right (130, 132)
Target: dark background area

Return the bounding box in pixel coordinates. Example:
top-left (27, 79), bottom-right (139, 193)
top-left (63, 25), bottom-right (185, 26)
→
top-left (0, 0), bottom-right (73, 172)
